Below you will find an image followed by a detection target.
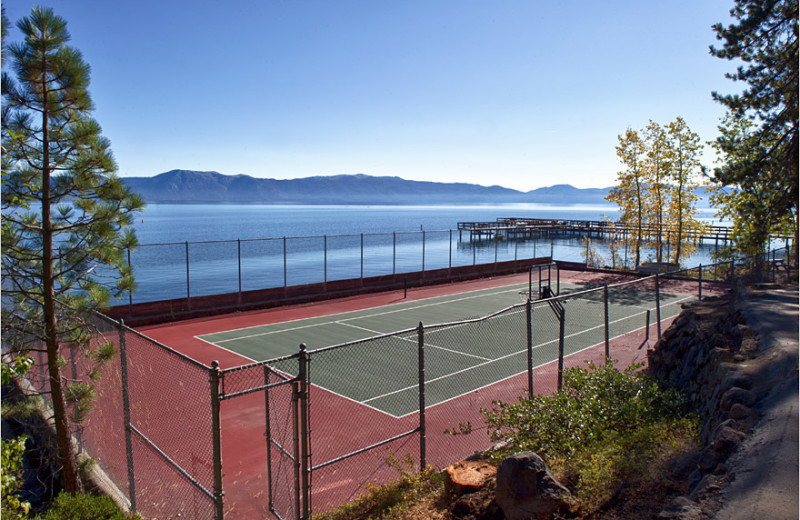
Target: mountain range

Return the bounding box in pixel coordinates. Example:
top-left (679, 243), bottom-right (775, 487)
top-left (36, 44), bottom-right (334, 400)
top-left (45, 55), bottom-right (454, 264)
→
top-left (121, 170), bottom-right (615, 205)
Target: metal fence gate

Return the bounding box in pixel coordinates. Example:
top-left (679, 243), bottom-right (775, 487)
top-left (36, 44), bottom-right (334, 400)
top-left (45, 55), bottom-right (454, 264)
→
top-left (220, 353), bottom-right (311, 520)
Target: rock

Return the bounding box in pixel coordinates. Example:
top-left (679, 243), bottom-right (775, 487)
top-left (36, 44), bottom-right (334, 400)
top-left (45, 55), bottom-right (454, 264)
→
top-left (658, 496), bottom-right (703, 519)
top-left (720, 386), bottom-right (757, 412)
top-left (495, 452), bottom-right (572, 520)
top-left (689, 473), bottom-right (727, 501)
top-left (698, 448), bottom-right (720, 472)
top-left (728, 402), bottom-right (758, 423)
top-left (445, 460), bottom-right (497, 497)
top-left (710, 426), bottom-right (747, 460)
top-left (669, 450), bottom-right (701, 481)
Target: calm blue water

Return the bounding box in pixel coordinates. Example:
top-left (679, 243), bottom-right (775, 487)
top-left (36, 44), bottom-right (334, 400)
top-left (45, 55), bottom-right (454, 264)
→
top-left (123, 203), bottom-right (724, 304)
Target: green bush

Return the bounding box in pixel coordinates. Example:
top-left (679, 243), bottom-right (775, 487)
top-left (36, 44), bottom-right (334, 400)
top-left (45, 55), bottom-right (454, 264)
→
top-left (482, 360), bottom-right (697, 512)
top-left (483, 361), bottom-right (687, 460)
top-left (2, 435), bottom-right (31, 520)
top-left (34, 492), bottom-right (133, 520)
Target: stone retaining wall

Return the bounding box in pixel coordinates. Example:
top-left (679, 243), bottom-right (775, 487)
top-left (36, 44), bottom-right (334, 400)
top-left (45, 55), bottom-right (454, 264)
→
top-left (647, 295), bottom-right (762, 518)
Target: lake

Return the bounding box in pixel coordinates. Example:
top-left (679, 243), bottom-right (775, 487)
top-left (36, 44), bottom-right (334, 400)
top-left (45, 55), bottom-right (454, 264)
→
top-left (124, 203), bottom-right (725, 304)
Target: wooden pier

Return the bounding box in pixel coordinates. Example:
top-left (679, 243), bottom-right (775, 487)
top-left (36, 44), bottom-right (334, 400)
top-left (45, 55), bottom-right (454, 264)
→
top-left (457, 217), bottom-right (734, 245)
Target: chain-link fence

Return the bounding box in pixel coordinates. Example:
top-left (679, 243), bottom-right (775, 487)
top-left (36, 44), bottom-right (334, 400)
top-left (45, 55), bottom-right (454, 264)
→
top-left (18, 247), bottom-right (791, 520)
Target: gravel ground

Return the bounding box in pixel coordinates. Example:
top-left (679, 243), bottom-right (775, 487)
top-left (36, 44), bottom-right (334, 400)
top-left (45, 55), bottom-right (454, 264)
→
top-left (713, 285), bottom-right (799, 520)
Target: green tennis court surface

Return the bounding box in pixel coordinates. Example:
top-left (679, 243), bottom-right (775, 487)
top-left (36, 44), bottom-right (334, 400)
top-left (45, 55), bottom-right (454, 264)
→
top-left (200, 281), bottom-right (693, 417)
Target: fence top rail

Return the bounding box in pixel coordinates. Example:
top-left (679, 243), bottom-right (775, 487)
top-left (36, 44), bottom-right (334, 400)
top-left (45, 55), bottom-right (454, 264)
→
top-left (423, 300), bottom-right (528, 331)
top-left (133, 228), bottom-right (462, 248)
top-left (221, 351), bottom-right (301, 375)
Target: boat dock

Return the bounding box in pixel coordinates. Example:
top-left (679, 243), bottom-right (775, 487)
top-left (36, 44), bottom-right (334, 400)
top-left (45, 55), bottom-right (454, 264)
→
top-left (457, 218), bottom-right (735, 245)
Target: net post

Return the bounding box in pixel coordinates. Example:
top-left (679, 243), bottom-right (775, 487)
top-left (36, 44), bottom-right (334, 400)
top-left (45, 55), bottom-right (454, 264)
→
top-left (603, 285), bottom-right (610, 362)
top-left (118, 319), bottom-right (136, 514)
top-left (210, 360), bottom-right (225, 520)
top-left (526, 300), bottom-right (533, 398)
top-left (298, 344), bottom-right (311, 519)
top-left (417, 322), bottom-right (426, 471)
top-left (655, 274), bottom-right (662, 339)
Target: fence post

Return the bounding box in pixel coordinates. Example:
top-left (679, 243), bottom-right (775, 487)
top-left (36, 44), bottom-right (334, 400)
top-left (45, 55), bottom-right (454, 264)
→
top-left (393, 232), bottom-right (396, 274)
top-left (290, 371), bottom-right (301, 520)
top-left (298, 345), bottom-right (311, 519)
top-left (127, 247), bottom-right (133, 308)
top-left (449, 229), bottom-right (452, 269)
top-left (422, 230), bottom-right (426, 271)
top-left (603, 285), bottom-right (609, 362)
top-left (237, 239), bottom-right (242, 304)
top-left (185, 241), bottom-right (191, 307)
top-left (210, 361), bottom-right (225, 520)
top-left (417, 322), bottom-right (426, 470)
top-left (283, 237), bottom-right (288, 288)
top-left (118, 320), bottom-right (136, 514)
top-left (473, 237), bottom-right (476, 265)
top-left (526, 300), bottom-right (533, 397)
top-left (263, 365), bottom-right (275, 514)
top-left (698, 264), bottom-right (703, 300)
top-left (360, 233), bottom-right (364, 279)
top-left (324, 235), bottom-right (328, 283)
top-left (557, 307), bottom-right (565, 392)
top-left (655, 274), bottom-right (662, 339)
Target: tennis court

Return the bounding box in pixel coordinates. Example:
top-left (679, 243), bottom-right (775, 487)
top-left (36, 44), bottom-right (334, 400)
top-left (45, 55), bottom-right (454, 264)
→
top-left (198, 275), bottom-right (694, 418)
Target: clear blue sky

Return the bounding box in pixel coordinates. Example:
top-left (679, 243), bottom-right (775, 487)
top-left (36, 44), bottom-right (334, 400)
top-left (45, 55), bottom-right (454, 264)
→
top-left (3, 0), bottom-right (737, 191)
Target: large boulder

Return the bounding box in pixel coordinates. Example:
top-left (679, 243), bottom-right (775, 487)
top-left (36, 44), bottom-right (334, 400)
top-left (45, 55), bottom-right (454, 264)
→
top-left (495, 452), bottom-right (572, 520)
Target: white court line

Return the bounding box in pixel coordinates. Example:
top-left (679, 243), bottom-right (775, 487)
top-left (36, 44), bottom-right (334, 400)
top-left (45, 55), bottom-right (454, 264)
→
top-left (361, 295), bottom-right (693, 409)
top-left (203, 283), bottom-right (534, 344)
top-left (336, 321), bottom-right (492, 362)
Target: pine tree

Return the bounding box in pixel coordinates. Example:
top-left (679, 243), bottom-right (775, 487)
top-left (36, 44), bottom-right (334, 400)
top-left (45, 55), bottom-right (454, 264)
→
top-left (1, 7), bottom-right (144, 492)
top-left (710, 0), bottom-right (798, 258)
top-left (709, 113), bottom-right (796, 256)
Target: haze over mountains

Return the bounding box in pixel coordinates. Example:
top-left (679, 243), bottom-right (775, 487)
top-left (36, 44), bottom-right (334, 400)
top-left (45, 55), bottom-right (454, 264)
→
top-left (122, 170), bottom-right (614, 205)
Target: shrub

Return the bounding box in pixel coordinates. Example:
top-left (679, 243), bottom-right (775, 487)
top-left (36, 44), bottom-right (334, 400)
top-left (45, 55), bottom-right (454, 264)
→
top-left (2, 435), bottom-right (31, 520)
top-left (481, 360), bottom-right (697, 512)
top-left (33, 492), bottom-right (134, 520)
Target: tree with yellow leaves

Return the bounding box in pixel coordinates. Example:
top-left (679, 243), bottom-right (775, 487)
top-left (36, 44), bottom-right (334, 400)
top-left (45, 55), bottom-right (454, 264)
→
top-left (606, 128), bottom-right (647, 268)
top-left (665, 117), bottom-right (703, 265)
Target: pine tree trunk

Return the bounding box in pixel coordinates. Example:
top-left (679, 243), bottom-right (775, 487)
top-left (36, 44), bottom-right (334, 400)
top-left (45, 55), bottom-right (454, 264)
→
top-left (41, 84), bottom-right (81, 493)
